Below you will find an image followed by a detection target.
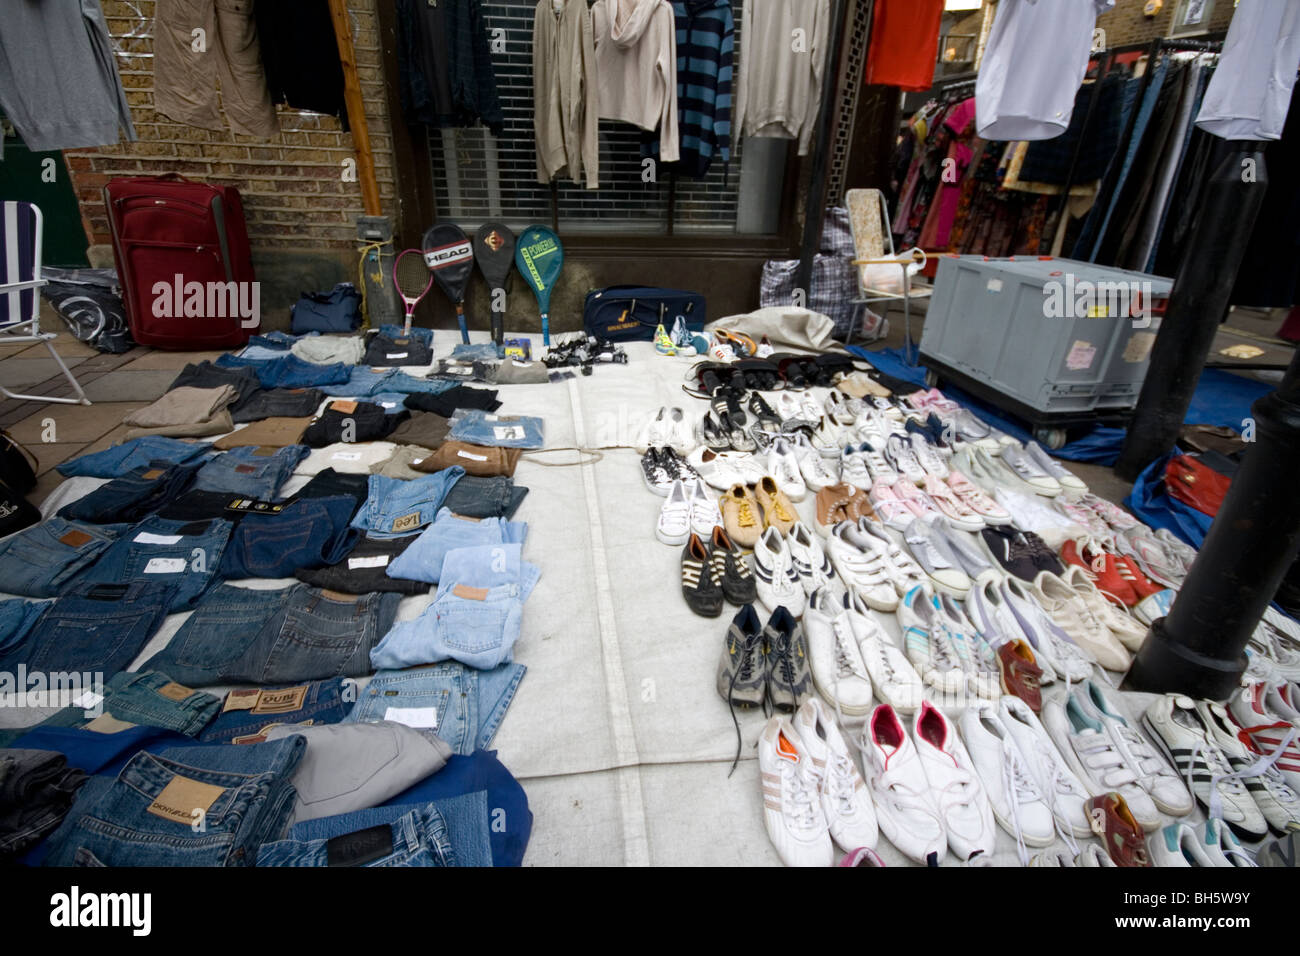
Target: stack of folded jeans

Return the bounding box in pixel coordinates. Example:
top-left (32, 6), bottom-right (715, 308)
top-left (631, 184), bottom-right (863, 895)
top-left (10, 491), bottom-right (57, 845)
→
top-left (441, 475), bottom-right (528, 519)
top-left (303, 399), bottom-right (406, 447)
top-left (17, 671), bottom-right (222, 738)
top-left (42, 735), bottom-right (307, 866)
top-left (370, 543), bottom-right (539, 671)
top-left (0, 749), bottom-right (87, 860)
top-left (141, 582), bottom-right (401, 684)
top-left (348, 468), bottom-right (465, 537)
top-left (123, 385), bottom-right (239, 440)
top-left (385, 507), bottom-right (527, 584)
top-left (57, 460), bottom-right (204, 524)
top-left (448, 410), bottom-right (544, 449)
top-left (295, 532), bottom-right (431, 596)
top-left (215, 351), bottom-right (352, 389)
top-left (56, 436), bottom-right (212, 479)
top-left (199, 678), bottom-right (353, 744)
top-left (169, 361), bottom-right (262, 409)
top-left (76, 516), bottom-right (233, 612)
top-left (191, 444), bottom-right (309, 500)
top-left (290, 334), bottom-right (365, 366)
top-left (0, 519), bottom-right (123, 596)
top-left (363, 332), bottom-right (432, 367)
top-left (230, 387), bottom-right (325, 424)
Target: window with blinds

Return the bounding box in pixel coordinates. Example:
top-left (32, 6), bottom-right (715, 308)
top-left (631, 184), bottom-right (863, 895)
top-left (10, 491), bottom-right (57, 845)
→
top-left (428, 0), bottom-right (788, 236)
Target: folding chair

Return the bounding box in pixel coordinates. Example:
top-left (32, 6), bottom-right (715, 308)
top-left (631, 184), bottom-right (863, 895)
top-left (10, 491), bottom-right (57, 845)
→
top-left (845, 188), bottom-right (934, 364)
top-left (0, 201), bottom-right (91, 404)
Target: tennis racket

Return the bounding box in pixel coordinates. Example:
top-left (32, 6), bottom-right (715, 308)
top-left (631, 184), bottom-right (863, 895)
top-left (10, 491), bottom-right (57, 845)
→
top-left (393, 249), bottom-right (434, 336)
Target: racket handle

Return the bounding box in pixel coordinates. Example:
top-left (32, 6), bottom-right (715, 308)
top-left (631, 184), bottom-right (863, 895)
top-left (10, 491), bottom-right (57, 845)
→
top-left (456, 304), bottom-right (469, 345)
top-left (491, 312), bottom-right (504, 347)
top-left (541, 312), bottom-right (550, 348)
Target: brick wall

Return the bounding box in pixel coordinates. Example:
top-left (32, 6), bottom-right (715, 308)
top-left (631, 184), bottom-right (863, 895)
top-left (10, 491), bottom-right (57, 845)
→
top-left (68, 0), bottom-right (397, 252)
top-left (1097, 0), bottom-right (1235, 48)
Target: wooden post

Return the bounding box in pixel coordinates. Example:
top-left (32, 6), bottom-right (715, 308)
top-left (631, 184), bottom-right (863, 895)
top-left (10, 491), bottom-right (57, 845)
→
top-left (328, 0), bottom-right (382, 217)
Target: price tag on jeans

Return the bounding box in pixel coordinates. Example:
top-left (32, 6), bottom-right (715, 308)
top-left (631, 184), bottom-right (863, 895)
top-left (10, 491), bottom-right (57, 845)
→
top-left (493, 426), bottom-right (526, 441)
top-left (72, 690), bottom-right (104, 710)
top-left (384, 706), bottom-right (438, 729)
top-left (135, 532), bottom-right (182, 545)
top-left (457, 449), bottom-right (488, 462)
top-left (331, 451), bottom-right (362, 461)
top-left (386, 353), bottom-right (408, 360)
top-left (348, 554), bottom-right (390, 570)
top-left (143, 557), bottom-right (186, 574)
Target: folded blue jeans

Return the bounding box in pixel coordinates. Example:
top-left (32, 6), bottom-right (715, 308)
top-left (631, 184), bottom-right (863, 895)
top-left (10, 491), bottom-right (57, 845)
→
top-left (442, 475), bottom-right (528, 519)
top-left (199, 678), bottom-right (353, 744)
top-left (24, 670), bottom-right (221, 737)
top-left (77, 516), bottom-right (233, 612)
top-left (384, 508), bottom-right (527, 585)
top-left (349, 468), bottom-right (465, 538)
top-left (0, 598), bottom-right (52, 660)
top-left (57, 460), bottom-right (203, 525)
top-left (343, 661), bottom-right (526, 755)
top-left (318, 366), bottom-right (397, 397)
top-left (449, 410), bottom-right (544, 449)
top-left (42, 735), bottom-right (306, 867)
top-left (215, 352), bottom-right (351, 389)
top-left (55, 436), bottom-right (213, 478)
top-left (192, 444), bottom-right (309, 501)
top-left (288, 792), bottom-right (491, 866)
top-left (257, 801), bottom-right (460, 867)
top-left (219, 495), bottom-right (360, 579)
top-left (0, 519), bottom-right (124, 597)
top-left (141, 583), bottom-right (401, 685)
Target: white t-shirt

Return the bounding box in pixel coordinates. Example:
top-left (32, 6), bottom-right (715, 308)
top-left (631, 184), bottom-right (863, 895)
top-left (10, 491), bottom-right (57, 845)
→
top-left (1196, 0), bottom-right (1300, 141)
top-left (976, 0), bottom-right (1114, 141)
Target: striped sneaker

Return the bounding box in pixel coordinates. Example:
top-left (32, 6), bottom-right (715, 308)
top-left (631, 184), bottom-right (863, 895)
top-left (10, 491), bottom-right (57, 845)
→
top-left (1229, 682), bottom-right (1300, 793)
top-left (680, 533), bottom-right (723, 617)
top-left (1196, 698), bottom-right (1300, 834)
top-left (758, 715), bottom-right (834, 867)
top-left (709, 525), bottom-right (756, 605)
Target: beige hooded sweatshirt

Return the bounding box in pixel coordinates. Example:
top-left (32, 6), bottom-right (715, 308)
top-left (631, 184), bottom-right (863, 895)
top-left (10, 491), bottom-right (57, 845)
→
top-left (534, 0), bottom-right (600, 188)
top-left (592, 0), bottom-right (680, 163)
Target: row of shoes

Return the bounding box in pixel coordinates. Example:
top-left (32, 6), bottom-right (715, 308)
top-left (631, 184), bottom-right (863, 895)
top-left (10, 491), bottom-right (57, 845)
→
top-left (655, 321), bottom-right (776, 362)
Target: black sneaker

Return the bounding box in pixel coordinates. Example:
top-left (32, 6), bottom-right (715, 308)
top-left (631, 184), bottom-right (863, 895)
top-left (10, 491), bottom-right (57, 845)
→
top-left (641, 447), bottom-right (674, 496)
top-left (709, 525), bottom-right (757, 605)
top-left (1022, 531), bottom-right (1065, 576)
top-left (748, 392), bottom-right (781, 431)
top-left (681, 533), bottom-right (724, 617)
top-left (717, 603), bottom-right (766, 776)
top-left (660, 446), bottom-right (701, 484)
top-left (764, 606), bottom-right (812, 712)
top-left (980, 526), bottom-right (1039, 581)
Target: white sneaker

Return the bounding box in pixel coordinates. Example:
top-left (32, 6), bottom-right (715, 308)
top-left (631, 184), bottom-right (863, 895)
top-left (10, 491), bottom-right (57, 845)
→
top-left (1000, 577), bottom-right (1096, 682)
top-left (912, 700), bottom-right (997, 861)
top-left (959, 700), bottom-right (1056, 853)
top-left (809, 417), bottom-right (844, 458)
top-left (903, 517), bottom-right (971, 597)
top-left (774, 391), bottom-right (803, 424)
top-left (999, 695), bottom-right (1093, 838)
top-left (845, 594), bottom-right (925, 713)
top-left (1197, 818), bottom-right (1257, 867)
top-left (857, 439), bottom-right (899, 482)
top-left (791, 433), bottom-right (838, 491)
top-left (964, 579), bottom-right (1059, 684)
top-left (861, 704), bottom-right (947, 865)
top-left (753, 526), bottom-right (805, 618)
top-left (786, 521), bottom-right (837, 598)
top-left (838, 445), bottom-right (873, 491)
top-left (827, 521), bottom-right (899, 612)
top-left (930, 521), bottom-right (998, 588)
top-left (824, 390), bottom-right (856, 427)
top-left (792, 698), bottom-right (879, 851)
top-left (1142, 694), bottom-right (1268, 841)
top-left (767, 436), bottom-right (807, 502)
top-left (1030, 571), bottom-right (1132, 672)
top-left (884, 434), bottom-right (926, 484)
top-left (758, 715), bottom-right (834, 867)
top-left (1059, 564), bottom-right (1148, 651)
top-left (635, 406), bottom-right (671, 454)
top-left (897, 585), bottom-right (966, 697)
top-left (803, 588), bottom-right (874, 716)
top-left (909, 432), bottom-right (949, 479)
top-left (665, 406), bottom-right (696, 456)
top-left (998, 444), bottom-right (1062, 496)
top-left (687, 447), bottom-right (743, 491)
top-left (932, 592), bottom-right (999, 699)
top-left (1075, 843), bottom-right (1116, 867)
top-left (686, 479), bottom-right (722, 539)
top-left (1195, 698), bottom-right (1300, 834)
top-left (1024, 441), bottom-right (1087, 493)
top-left (857, 517), bottom-right (928, 597)
top-left (724, 451), bottom-right (767, 487)
top-left (1150, 822), bottom-right (1216, 867)
top-left (655, 479), bottom-right (692, 546)
top-left (799, 392), bottom-right (822, 425)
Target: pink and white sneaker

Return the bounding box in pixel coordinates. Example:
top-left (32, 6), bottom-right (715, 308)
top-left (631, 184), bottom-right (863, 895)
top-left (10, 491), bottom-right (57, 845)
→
top-left (869, 477), bottom-right (915, 532)
top-left (1080, 493), bottom-right (1139, 532)
top-left (838, 847), bottom-right (887, 867)
top-left (922, 474), bottom-right (985, 531)
top-left (892, 478), bottom-right (944, 523)
top-left (1228, 682), bottom-right (1300, 792)
top-left (946, 469), bottom-right (1012, 526)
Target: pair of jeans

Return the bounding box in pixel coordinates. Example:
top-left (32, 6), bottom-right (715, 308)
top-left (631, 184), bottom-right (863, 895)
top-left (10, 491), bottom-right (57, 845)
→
top-left (370, 544), bottom-right (539, 671)
top-left (141, 583), bottom-right (401, 685)
top-left (363, 334), bottom-right (432, 367)
top-left (451, 342), bottom-right (502, 361)
top-left (192, 444), bottom-right (309, 500)
top-left (303, 401), bottom-right (406, 447)
top-left (55, 436), bottom-right (213, 479)
top-left (199, 677), bottom-right (352, 744)
top-left (219, 495), bottom-right (359, 579)
top-left (168, 361), bottom-right (262, 406)
top-left (28, 671), bottom-right (221, 738)
top-left (0, 749), bottom-right (87, 859)
top-left (230, 387), bottom-right (325, 424)
top-left (296, 533), bottom-right (431, 596)
top-left (368, 391), bottom-right (417, 413)
top-left (432, 359), bottom-right (494, 383)
top-left (349, 468), bottom-right (465, 538)
top-left (344, 661), bottom-right (525, 755)
top-left (319, 366), bottom-right (398, 397)
top-left (0, 519), bottom-right (123, 597)
top-left (384, 508), bottom-right (527, 585)
top-left (291, 469), bottom-right (370, 513)
top-left (246, 330), bottom-right (296, 350)
top-left (387, 411), bottom-right (452, 448)
top-left (0, 599), bottom-right (52, 659)
top-left (77, 516), bottom-right (233, 613)
top-left (0, 582), bottom-right (176, 676)
top-left (215, 351), bottom-right (351, 389)
top-left (295, 794), bottom-right (490, 868)
top-left (449, 410), bottom-right (544, 449)
top-left (57, 460), bottom-right (203, 524)
top-left (377, 323), bottom-right (433, 345)
top-left (404, 385), bottom-right (501, 417)
top-left (42, 735), bottom-right (306, 867)
top-left (442, 475), bottom-right (528, 519)
top-left (385, 371), bottom-right (455, 395)
top-left (256, 801), bottom-right (457, 867)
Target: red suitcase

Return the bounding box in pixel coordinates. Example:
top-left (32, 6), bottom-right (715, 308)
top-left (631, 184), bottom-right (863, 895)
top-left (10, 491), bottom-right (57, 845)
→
top-left (103, 174), bottom-right (259, 349)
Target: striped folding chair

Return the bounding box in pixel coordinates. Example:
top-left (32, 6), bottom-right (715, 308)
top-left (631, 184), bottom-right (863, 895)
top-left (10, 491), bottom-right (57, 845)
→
top-left (0, 201), bottom-right (91, 404)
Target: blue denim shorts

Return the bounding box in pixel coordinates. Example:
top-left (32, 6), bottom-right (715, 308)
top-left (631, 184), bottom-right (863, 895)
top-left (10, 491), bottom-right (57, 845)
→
top-left (349, 468), bottom-right (465, 538)
top-left (191, 444), bottom-right (309, 501)
top-left (141, 583), bottom-right (402, 685)
top-left (0, 518), bottom-right (124, 597)
top-left (384, 508), bottom-right (527, 585)
top-left (77, 516), bottom-right (233, 612)
top-left (199, 678), bottom-right (353, 744)
top-left (257, 802), bottom-right (456, 867)
top-left (344, 661), bottom-right (526, 755)
top-left (42, 735), bottom-right (306, 867)
top-left (56, 436), bottom-right (213, 478)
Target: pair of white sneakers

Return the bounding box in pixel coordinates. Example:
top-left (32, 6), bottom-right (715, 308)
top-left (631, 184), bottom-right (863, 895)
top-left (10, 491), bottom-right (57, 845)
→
top-left (635, 406), bottom-right (694, 455)
top-left (802, 586), bottom-right (926, 715)
top-left (897, 585), bottom-right (1000, 701)
top-left (1149, 818), bottom-right (1256, 867)
top-left (959, 696), bottom-right (1094, 862)
top-left (759, 699), bottom-right (878, 867)
top-left (775, 433), bottom-right (839, 492)
top-left (656, 478), bottom-right (721, 545)
top-left (753, 522), bottom-right (839, 618)
top-left (963, 576), bottom-right (1097, 684)
top-left (860, 701), bottom-right (995, 864)
top-left (687, 447), bottom-right (766, 490)
top-left (825, 519), bottom-right (926, 613)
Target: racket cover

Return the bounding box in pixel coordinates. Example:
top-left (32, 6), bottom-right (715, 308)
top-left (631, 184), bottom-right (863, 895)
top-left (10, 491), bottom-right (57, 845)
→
top-left (423, 222), bottom-right (474, 343)
top-left (474, 223), bottom-right (516, 347)
top-left (515, 225), bottom-right (564, 346)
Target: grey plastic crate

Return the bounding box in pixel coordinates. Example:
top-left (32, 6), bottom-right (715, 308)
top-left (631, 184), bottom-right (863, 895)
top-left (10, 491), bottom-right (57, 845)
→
top-left (919, 256), bottom-right (1172, 417)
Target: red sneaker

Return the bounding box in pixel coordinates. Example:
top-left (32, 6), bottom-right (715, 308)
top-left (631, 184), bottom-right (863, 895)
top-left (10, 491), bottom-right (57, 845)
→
top-left (1116, 554), bottom-right (1162, 600)
top-left (1086, 792), bottom-right (1151, 867)
top-left (1061, 537), bottom-right (1137, 607)
top-left (996, 639), bottom-right (1043, 714)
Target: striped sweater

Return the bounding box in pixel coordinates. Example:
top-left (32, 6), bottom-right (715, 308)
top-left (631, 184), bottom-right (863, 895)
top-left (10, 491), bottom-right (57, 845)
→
top-left (644, 0), bottom-right (735, 179)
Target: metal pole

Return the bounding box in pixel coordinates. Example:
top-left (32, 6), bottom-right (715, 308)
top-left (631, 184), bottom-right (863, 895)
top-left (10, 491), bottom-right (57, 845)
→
top-left (1123, 347), bottom-right (1300, 698)
top-left (1113, 140), bottom-right (1270, 480)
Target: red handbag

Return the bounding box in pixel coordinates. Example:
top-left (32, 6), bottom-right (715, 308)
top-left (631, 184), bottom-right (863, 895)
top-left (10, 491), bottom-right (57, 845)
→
top-left (1164, 454), bottom-right (1231, 517)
